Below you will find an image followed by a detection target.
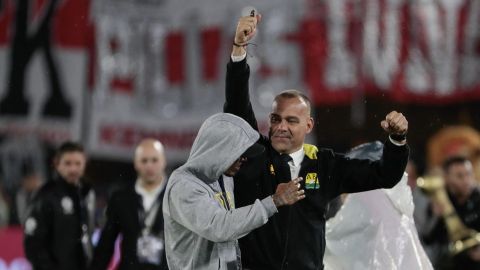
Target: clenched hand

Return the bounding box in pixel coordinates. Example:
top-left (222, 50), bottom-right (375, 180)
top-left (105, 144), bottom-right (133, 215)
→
top-left (381, 111), bottom-right (408, 136)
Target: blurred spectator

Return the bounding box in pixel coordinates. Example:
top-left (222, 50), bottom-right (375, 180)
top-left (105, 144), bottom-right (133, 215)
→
top-left (90, 139), bottom-right (169, 270)
top-left (421, 156), bottom-right (480, 270)
top-left (24, 141), bottom-right (95, 270)
top-left (427, 126), bottom-right (480, 184)
top-left (0, 136), bottom-right (47, 194)
top-left (0, 182), bottom-right (9, 227)
top-left (406, 159), bottom-right (418, 189)
top-left (409, 159), bottom-right (439, 261)
top-left (10, 171), bottom-right (44, 225)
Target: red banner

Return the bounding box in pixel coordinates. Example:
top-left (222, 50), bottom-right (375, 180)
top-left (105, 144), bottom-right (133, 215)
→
top-left (0, 0), bottom-right (93, 144)
top-left (2, 0), bottom-right (480, 160)
top-left (297, 0), bottom-right (480, 105)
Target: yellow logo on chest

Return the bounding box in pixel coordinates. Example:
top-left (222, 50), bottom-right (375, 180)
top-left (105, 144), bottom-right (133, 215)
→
top-left (305, 173), bottom-right (319, 189)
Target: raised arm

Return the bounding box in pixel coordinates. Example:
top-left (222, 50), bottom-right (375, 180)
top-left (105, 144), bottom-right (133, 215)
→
top-left (326, 111), bottom-right (409, 198)
top-left (224, 13), bottom-right (262, 131)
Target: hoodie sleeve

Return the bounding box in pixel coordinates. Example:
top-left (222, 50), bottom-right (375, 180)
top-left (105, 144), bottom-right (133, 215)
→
top-left (168, 180), bottom-right (277, 243)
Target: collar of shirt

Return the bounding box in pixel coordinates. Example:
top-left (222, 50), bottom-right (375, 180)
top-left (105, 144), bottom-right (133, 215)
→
top-left (135, 178), bottom-right (165, 211)
top-left (288, 147), bottom-right (305, 167)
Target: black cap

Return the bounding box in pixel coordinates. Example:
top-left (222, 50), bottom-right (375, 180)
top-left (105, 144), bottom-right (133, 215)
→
top-left (241, 143), bottom-right (265, 159)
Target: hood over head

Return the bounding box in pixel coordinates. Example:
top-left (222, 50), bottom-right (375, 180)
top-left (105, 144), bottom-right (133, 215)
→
top-left (182, 113), bottom-right (260, 183)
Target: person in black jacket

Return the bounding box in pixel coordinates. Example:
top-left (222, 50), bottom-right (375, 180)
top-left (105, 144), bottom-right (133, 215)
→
top-left (90, 138), bottom-right (169, 270)
top-left (422, 156), bottom-right (480, 270)
top-left (223, 13), bottom-right (410, 270)
top-left (24, 142), bottom-right (95, 270)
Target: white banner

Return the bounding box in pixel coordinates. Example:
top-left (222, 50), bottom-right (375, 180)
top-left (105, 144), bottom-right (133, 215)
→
top-left (88, 0), bottom-right (301, 161)
top-left (0, 0), bottom-right (91, 144)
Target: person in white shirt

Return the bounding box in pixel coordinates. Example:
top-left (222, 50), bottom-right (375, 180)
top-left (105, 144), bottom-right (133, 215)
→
top-left (90, 138), bottom-right (169, 270)
top-left (224, 11), bottom-right (410, 270)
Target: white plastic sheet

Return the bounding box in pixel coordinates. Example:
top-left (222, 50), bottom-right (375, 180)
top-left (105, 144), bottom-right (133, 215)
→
top-left (324, 173), bottom-right (433, 270)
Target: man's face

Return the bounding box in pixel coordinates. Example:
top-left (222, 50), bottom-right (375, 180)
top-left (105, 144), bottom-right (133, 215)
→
top-left (269, 97), bottom-right (313, 154)
top-left (224, 157), bottom-right (247, 177)
top-left (445, 161), bottom-right (475, 198)
top-left (134, 146), bottom-right (166, 185)
top-left (55, 152), bottom-right (86, 185)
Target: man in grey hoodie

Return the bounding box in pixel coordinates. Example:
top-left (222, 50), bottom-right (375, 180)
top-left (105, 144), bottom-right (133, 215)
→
top-left (163, 113), bottom-right (305, 270)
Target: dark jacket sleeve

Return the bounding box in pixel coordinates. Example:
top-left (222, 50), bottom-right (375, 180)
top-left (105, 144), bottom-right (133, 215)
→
top-left (23, 194), bottom-right (56, 270)
top-left (224, 58), bottom-right (259, 131)
top-left (326, 139), bottom-right (409, 200)
top-left (89, 194), bottom-right (120, 270)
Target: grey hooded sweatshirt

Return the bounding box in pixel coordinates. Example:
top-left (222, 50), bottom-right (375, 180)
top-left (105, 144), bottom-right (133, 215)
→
top-left (163, 113), bottom-right (278, 270)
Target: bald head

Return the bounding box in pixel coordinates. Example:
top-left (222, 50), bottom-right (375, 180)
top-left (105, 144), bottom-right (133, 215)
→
top-left (135, 139), bottom-right (164, 158)
top-left (273, 89), bottom-right (311, 116)
top-left (134, 138), bottom-right (166, 186)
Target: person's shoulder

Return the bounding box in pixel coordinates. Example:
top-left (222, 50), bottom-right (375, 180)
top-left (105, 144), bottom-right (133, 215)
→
top-left (303, 144), bottom-right (322, 160)
top-left (258, 134), bottom-right (270, 145)
top-left (30, 180), bottom-right (61, 207)
top-left (109, 183), bottom-right (136, 201)
top-left (471, 187), bottom-right (480, 202)
top-left (316, 147), bottom-right (335, 159)
top-left (168, 172), bottom-right (210, 195)
top-left (36, 180), bottom-right (61, 197)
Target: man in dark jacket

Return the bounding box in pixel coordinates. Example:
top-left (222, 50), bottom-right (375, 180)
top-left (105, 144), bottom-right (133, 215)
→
top-left (422, 156), bottom-right (480, 270)
top-left (224, 13), bottom-right (410, 270)
top-left (24, 142), bottom-right (95, 270)
top-left (90, 139), bottom-right (169, 270)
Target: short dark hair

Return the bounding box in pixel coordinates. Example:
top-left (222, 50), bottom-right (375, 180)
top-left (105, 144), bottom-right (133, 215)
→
top-left (442, 156), bottom-right (469, 172)
top-left (55, 141), bottom-right (85, 162)
top-left (274, 90), bottom-right (312, 115)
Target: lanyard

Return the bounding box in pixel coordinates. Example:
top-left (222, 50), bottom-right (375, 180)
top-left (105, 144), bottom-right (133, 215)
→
top-left (218, 176), bottom-right (231, 210)
top-left (138, 194), bottom-right (163, 235)
top-left (77, 188), bottom-right (93, 263)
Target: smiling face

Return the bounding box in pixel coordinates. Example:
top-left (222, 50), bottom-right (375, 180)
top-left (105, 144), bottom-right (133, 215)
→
top-left (269, 95), bottom-right (314, 154)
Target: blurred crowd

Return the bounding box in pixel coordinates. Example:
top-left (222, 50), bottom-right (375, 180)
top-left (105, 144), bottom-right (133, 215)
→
top-left (0, 124), bottom-right (480, 269)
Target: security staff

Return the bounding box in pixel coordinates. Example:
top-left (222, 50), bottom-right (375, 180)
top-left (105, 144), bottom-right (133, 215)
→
top-left (24, 142), bottom-right (95, 270)
top-left (90, 139), bottom-right (169, 270)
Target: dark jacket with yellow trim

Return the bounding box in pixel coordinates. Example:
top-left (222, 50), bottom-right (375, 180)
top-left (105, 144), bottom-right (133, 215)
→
top-left (224, 58), bottom-right (409, 270)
